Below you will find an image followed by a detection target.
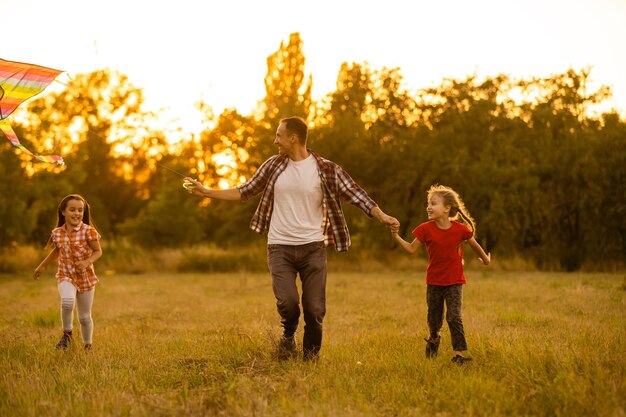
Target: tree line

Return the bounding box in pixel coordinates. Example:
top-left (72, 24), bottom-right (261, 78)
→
top-left (1, 33), bottom-right (624, 271)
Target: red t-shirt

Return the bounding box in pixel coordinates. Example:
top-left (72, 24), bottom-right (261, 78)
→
top-left (413, 221), bottom-right (473, 286)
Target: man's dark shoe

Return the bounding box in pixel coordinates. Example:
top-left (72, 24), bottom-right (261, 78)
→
top-left (277, 335), bottom-right (296, 359)
top-left (55, 331), bottom-right (72, 350)
top-left (424, 336), bottom-right (440, 358)
top-left (451, 354), bottom-right (473, 365)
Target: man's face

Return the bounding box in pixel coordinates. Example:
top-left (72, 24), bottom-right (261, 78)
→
top-left (274, 122), bottom-right (295, 154)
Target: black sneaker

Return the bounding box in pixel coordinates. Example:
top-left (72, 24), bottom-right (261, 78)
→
top-left (277, 335), bottom-right (296, 359)
top-left (84, 344), bottom-right (92, 352)
top-left (424, 336), bottom-right (440, 358)
top-left (451, 354), bottom-right (472, 365)
top-left (55, 331), bottom-right (72, 350)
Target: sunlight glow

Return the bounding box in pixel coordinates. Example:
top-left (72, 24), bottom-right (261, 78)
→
top-left (1, 0), bottom-right (624, 145)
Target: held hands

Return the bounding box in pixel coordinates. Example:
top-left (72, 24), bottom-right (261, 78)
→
top-left (380, 213), bottom-right (400, 232)
top-left (371, 208), bottom-right (399, 233)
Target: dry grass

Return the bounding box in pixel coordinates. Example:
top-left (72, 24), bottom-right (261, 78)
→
top-left (1, 270), bottom-right (624, 416)
top-left (2, 242), bottom-right (541, 276)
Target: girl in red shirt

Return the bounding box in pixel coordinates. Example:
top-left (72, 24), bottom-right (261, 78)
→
top-left (392, 185), bottom-right (490, 364)
top-left (34, 195), bottom-right (102, 351)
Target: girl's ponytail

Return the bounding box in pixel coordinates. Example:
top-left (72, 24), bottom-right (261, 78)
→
top-left (457, 209), bottom-right (476, 237)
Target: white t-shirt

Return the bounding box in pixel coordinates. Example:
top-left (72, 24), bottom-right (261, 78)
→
top-left (268, 154), bottom-right (324, 245)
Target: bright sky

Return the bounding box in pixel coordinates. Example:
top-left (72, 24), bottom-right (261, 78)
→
top-left (3, 0), bottom-right (626, 136)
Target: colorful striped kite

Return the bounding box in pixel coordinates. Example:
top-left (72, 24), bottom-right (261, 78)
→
top-left (0, 58), bottom-right (65, 165)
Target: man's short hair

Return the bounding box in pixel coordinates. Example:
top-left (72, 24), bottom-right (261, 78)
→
top-left (280, 116), bottom-right (308, 145)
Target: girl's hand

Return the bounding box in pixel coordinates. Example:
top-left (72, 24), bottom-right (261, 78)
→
top-left (75, 260), bottom-right (91, 272)
top-left (480, 252), bottom-right (491, 266)
top-left (33, 266), bottom-right (45, 280)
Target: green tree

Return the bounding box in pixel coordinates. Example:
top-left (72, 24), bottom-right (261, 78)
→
top-left (262, 32), bottom-right (312, 124)
top-left (0, 136), bottom-right (35, 247)
top-left (23, 69), bottom-right (157, 238)
top-left (521, 69), bottom-right (613, 269)
top-left (312, 63), bottom-right (420, 248)
top-left (250, 32), bottom-right (313, 164)
top-left (121, 179), bottom-right (206, 248)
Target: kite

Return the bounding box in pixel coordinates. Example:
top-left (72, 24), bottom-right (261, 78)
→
top-left (0, 58), bottom-right (65, 165)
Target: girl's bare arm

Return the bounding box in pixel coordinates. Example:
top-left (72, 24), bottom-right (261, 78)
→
top-left (33, 247), bottom-right (59, 279)
top-left (467, 237), bottom-right (491, 265)
top-left (392, 232), bottom-right (422, 255)
top-left (75, 240), bottom-right (103, 272)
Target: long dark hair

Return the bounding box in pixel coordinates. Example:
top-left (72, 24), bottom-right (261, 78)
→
top-left (46, 194), bottom-right (97, 247)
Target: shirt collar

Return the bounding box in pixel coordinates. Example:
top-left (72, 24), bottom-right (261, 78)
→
top-left (63, 222), bottom-right (85, 233)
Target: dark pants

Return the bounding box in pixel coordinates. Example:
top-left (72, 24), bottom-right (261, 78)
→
top-left (267, 241), bottom-right (327, 356)
top-left (426, 284), bottom-right (467, 351)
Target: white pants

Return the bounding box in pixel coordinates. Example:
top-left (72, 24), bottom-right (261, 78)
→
top-left (58, 281), bottom-right (95, 345)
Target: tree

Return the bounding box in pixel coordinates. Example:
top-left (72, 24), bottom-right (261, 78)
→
top-left (23, 69), bottom-right (158, 238)
top-left (120, 179), bottom-right (206, 248)
top-left (249, 32), bottom-right (313, 165)
top-left (0, 136), bottom-right (36, 247)
top-left (262, 32), bottom-right (312, 124)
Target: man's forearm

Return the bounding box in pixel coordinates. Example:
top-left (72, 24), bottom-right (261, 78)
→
top-left (370, 206), bottom-right (387, 222)
top-left (370, 206), bottom-right (400, 230)
top-left (370, 206), bottom-right (382, 220)
top-left (200, 187), bottom-right (242, 201)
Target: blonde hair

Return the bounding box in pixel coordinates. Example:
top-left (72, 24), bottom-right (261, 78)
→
top-left (427, 185), bottom-right (476, 236)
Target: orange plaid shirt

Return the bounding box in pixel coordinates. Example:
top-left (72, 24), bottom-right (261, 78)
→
top-left (51, 222), bottom-right (101, 292)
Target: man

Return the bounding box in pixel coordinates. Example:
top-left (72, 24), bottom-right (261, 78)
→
top-left (184, 116), bottom-right (399, 360)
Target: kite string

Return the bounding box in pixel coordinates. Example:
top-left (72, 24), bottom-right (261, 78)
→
top-left (155, 161), bottom-right (188, 177)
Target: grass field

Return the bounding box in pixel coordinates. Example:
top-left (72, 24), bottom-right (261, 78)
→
top-left (1, 269), bottom-right (624, 417)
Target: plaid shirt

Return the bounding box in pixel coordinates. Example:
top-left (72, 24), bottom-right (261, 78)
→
top-left (51, 222), bottom-right (101, 292)
top-left (237, 150), bottom-right (377, 252)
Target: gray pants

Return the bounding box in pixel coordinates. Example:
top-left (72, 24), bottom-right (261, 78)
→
top-left (58, 281), bottom-right (95, 344)
top-left (267, 241), bottom-right (327, 356)
top-left (426, 284), bottom-right (467, 351)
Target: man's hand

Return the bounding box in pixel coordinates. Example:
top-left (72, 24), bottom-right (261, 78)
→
top-left (371, 207), bottom-right (400, 231)
top-left (382, 214), bottom-right (400, 231)
top-left (183, 177), bottom-right (206, 197)
top-left (182, 179), bottom-right (242, 201)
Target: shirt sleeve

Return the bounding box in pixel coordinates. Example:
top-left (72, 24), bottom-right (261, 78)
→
top-left (334, 164), bottom-right (377, 216)
top-left (412, 223), bottom-right (427, 244)
top-left (51, 229), bottom-right (60, 247)
top-left (460, 223), bottom-right (473, 240)
top-left (86, 226), bottom-right (101, 242)
top-left (237, 155), bottom-right (279, 202)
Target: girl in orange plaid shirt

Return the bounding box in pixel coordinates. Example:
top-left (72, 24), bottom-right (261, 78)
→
top-left (34, 194), bottom-right (102, 351)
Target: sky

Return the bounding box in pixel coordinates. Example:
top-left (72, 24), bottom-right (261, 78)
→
top-left (3, 0), bottom-right (626, 137)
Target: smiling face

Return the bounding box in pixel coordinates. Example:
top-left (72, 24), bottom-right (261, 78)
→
top-left (426, 193), bottom-right (450, 221)
top-left (61, 198), bottom-right (85, 229)
top-left (274, 122), bottom-right (296, 155)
